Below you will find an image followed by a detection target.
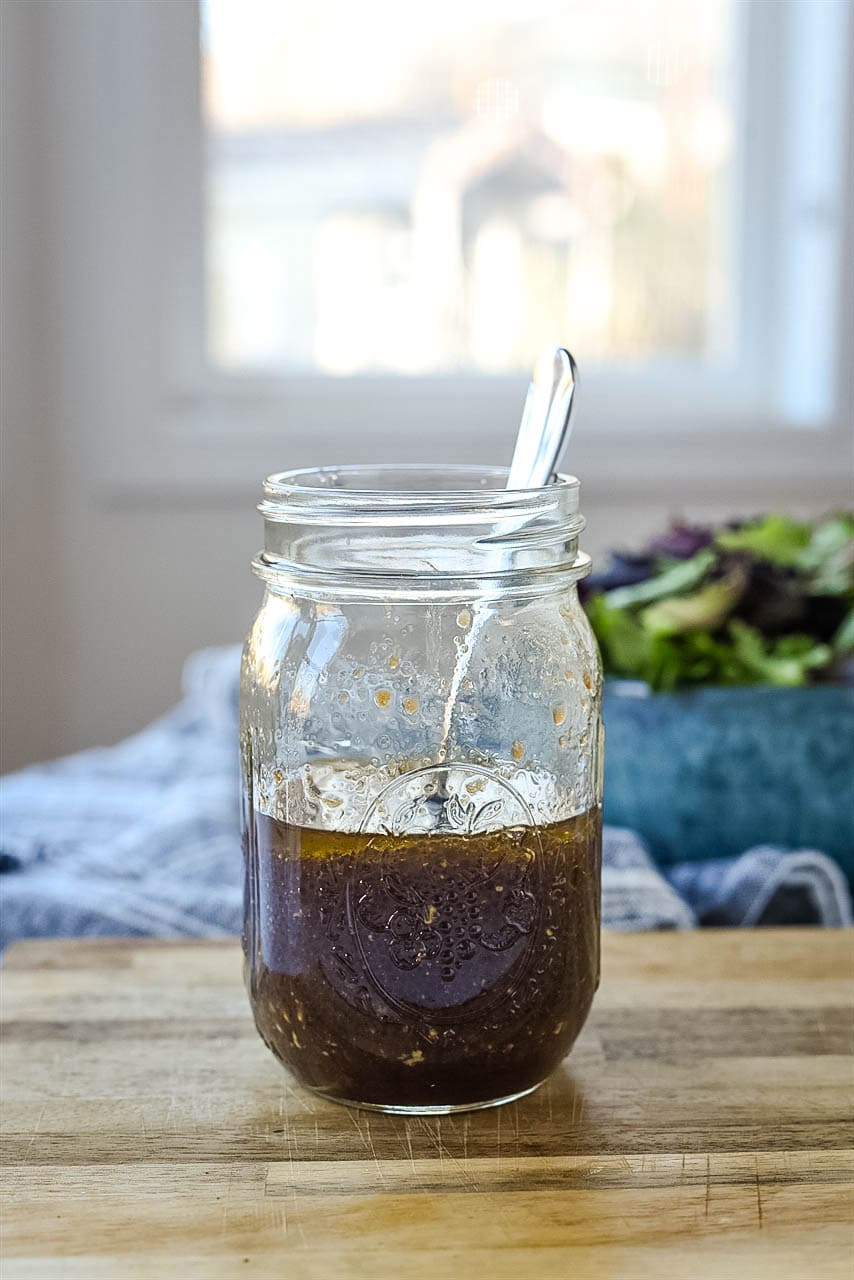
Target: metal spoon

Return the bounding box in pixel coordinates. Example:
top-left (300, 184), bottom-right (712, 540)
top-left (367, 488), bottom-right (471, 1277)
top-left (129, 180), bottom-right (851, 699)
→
top-left (438, 347), bottom-right (580, 762)
top-left (506, 347), bottom-right (578, 489)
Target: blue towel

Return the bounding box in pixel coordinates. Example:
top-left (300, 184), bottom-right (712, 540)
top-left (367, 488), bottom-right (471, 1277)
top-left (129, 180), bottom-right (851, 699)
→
top-left (1, 647), bottom-right (849, 949)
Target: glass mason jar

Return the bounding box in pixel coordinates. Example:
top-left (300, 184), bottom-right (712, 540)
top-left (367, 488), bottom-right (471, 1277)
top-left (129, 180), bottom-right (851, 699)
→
top-left (240, 465), bottom-right (603, 1114)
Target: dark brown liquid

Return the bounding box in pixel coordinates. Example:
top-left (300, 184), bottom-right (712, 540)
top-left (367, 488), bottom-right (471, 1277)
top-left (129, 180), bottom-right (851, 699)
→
top-left (243, 809), bottom-right (601, 1109)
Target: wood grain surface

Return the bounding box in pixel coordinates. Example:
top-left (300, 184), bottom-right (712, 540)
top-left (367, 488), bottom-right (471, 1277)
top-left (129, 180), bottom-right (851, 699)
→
top-left (2, 929), bottom-right (852, 1279)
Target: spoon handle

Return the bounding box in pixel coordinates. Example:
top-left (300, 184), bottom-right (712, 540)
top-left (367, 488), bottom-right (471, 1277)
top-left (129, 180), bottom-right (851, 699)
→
top-left (440, 347), bottom-right (579, 760)
top-left (506, 347), bottom-right (578, 490)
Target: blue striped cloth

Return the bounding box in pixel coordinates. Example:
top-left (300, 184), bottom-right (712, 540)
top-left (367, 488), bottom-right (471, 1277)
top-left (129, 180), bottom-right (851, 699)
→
top-left (1, 647), bottom-right (849, 949)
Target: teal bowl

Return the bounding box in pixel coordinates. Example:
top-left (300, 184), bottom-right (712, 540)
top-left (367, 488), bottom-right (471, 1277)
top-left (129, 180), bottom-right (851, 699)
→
top-left (602, 682), bottom-right (854, 884)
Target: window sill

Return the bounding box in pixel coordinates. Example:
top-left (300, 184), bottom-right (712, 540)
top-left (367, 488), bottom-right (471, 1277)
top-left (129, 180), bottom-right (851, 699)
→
top-left (92, 373), bottom-right (852, 509)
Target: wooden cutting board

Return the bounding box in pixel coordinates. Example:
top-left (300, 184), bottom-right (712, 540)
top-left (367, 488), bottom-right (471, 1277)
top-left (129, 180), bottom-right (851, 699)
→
top-left (2, 929), bottom-right (852, 1279)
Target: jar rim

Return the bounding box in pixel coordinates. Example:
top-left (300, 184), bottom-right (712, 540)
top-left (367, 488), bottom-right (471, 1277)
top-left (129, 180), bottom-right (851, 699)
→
top-left (256, 463), bottom-right (589, 599)
top-left (260, 464), bottom-right (579, 522)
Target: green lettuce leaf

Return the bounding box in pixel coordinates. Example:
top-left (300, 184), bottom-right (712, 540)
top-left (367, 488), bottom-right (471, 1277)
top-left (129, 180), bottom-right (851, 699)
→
top-left (728, 620), bottom-right (831, 686)
top-left (800, 516), bottom-right (854, 596)
top-left (603, 549), bottom-right (715, 610)
top-left (832, 609), bottom-right (854, 654)
top-left (640, 575), bottom-right (743, 638)
top-left (716, 515), bottom-right (811, 567)
top-left (585, 594), bottom-right (650, 677)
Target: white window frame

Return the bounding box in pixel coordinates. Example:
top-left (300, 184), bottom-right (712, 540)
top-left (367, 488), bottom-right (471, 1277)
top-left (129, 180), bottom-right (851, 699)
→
top-left (45, 0), bottom-right (854, 504)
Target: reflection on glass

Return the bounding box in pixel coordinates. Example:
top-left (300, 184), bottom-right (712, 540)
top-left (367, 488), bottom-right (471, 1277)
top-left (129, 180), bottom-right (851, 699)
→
top-left (202, 0), bottom-right (734, 374)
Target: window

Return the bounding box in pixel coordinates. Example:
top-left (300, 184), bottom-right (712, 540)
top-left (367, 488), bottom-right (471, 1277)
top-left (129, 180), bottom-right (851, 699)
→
top-left (84, 0), bottom-right (850, 497)
top-left (202, 0), bottom-right (736, 376)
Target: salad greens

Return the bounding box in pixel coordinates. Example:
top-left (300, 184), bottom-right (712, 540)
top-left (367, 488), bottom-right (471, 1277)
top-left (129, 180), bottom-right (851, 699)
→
top-left (583, 513), bottom-right (853, 691)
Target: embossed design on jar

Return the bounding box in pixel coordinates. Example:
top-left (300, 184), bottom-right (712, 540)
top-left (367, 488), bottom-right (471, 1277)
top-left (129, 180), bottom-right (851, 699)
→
top-left (346, 764), bottom-right (544, 1022)
top-left (313, 857), bottom-right (386, 1020)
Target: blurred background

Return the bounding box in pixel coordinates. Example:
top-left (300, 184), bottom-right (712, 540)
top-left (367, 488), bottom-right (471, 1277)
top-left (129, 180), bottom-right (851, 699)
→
top-left (2, 0), bottom-right (852, 772)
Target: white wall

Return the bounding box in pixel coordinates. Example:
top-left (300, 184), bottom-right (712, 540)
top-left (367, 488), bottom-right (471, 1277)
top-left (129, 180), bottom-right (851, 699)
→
top-left (0, 1), bottom-right (70, 770)
top-left (1, 0), bottom-right (852, 772)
